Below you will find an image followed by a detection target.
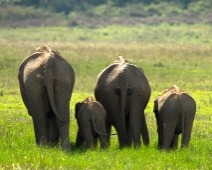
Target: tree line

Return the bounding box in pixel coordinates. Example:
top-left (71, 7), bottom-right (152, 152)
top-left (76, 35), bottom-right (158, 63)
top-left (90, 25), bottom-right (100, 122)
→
top-left (0, 0), bottom-right (203, 14)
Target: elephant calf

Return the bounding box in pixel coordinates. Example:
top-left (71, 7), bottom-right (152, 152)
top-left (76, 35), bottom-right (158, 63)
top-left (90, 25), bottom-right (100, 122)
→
top-left (153, 85), bottom-right (196, 150)
top-left (75, 96), bottom-right (108, 149)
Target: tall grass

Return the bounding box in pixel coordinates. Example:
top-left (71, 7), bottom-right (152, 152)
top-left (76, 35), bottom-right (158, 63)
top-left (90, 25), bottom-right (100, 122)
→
top-left (0, 24), bottom-right (212, 169)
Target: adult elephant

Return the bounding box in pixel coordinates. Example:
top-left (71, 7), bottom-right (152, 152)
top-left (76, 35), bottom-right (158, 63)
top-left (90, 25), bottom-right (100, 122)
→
top-left (153, 85), bottom-right (196, 151)
top-left (18, 45), bottom-right (75, 151)
top-left (94, 56), bottom-right (151, 149)
top-left (75, 96), bottom-right (108, 149)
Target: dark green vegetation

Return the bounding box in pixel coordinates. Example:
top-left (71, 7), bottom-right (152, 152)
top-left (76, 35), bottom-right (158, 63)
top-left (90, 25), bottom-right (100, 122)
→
top-left (1, 0), bottom-right (212, 15)
top-left (1, 0), bottom-right (212, 27)
top-left (0, 24), bottom-right (212, 169)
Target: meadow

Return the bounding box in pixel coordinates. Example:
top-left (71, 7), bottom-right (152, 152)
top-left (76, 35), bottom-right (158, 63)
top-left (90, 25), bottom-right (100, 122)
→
top-left (0, 23), bottom-right (212, 169)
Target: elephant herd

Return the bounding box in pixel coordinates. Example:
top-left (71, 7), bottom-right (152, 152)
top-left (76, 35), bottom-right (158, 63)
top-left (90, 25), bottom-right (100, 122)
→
top-left (18, 45), bottom-right (196, 151)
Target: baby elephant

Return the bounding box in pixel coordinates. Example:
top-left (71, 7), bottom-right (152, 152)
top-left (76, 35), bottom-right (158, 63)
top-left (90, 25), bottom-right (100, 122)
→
top-left (153, 85), bottom-right (196, 151)
top-left (75, 96), bottom-right (108, 149)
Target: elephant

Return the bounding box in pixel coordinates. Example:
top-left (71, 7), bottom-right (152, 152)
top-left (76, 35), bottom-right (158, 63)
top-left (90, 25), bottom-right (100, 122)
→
top-left (18, 45), bottom-right (75, 151)
top-left (153, 85), bottom-right (196, 151)
top-left (94, 56), bottom-right (151, 149)
top-left (75, 96), bottom-right (109, 149)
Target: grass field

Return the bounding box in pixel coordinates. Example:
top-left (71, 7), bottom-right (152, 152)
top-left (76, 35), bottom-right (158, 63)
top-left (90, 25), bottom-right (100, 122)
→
top-left (0, 23), bottom-right (212, 169)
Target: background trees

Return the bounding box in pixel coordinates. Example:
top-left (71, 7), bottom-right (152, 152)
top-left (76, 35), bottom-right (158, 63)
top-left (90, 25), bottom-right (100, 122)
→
top-left (0, 0), bottom-right (210, 14)
top-left (0, 0), bottom-right (211, 27)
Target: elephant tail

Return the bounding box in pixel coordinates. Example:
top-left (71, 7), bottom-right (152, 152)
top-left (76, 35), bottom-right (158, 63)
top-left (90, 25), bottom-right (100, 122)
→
top-left (44, 58), bottom-right (64, 123)
top-left (121, 88), bottom-right (128, 140)
top-left (90, 109), bottom-right (117, 136)
top-left (121, 71), bottom-right (129, 140)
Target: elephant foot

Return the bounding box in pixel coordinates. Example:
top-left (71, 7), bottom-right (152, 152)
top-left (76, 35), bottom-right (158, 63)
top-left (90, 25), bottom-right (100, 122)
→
top-left (49, 140), bottom-right (59, 147)
top-left (133, 143), bottom-right (141, 149)
top-left (100, 143), bottom-right (108, 150)
top-left (61, 140), bottom-right (71, 151)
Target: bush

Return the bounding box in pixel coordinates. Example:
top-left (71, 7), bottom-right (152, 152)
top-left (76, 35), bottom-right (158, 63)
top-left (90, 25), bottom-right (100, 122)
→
top-left (0, 5), bottom-right (64, 21)
top-left (188, 0), bottom-right (212, 13)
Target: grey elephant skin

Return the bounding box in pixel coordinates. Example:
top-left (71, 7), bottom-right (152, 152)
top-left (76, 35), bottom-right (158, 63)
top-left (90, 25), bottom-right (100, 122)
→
top-left (94, 56), bottom-right (151, 149)
top-left (75, 96), bottom-right (108, 149)
top-left (18, 45), bottom-right (75, 151)
top-left (153, 85), bottom-right (196, 151)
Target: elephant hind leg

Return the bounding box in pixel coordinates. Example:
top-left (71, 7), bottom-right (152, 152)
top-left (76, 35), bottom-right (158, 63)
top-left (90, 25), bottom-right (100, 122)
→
top-left (49, 113), bottom-right (59, 147)
top-left (31, 105), bottom-right (50, 146)
top-left (56, 99), bottom-right (71, 151)
top-left (141, 113), bottom-right (149, 146)
top-left (85, 134), bottom-right (95, 150)
top-left (162, 121), bottom-right (178, 151)
top-left (32, 118), bottom-right (40, 145)
top-left (93, 137), bottom-right (98, 148)
top-left (126, 124), bottom-right (133, 148)
top-left (76, 130), bottom-right (85, 148)
top-left (118, 135), bottom-right (129, 149)
top-left (78, 122), bottom-right (95, 149)
top-left (181, 121), bottom-right (193, 148)
top-left (106, 122), bottom-right (112, 146)
top-left (98, 135), bottom-right (108, 149)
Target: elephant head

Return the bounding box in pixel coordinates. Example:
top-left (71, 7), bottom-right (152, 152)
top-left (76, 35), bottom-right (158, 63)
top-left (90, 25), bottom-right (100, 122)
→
top-left (75, 96), bottom-right (109, 149)
top-left (94, 56), bottom-right (151, 149)
top-left (153, 85), bottom-right (196, 150)
top-left (18, 45), bottom-right (75, 151)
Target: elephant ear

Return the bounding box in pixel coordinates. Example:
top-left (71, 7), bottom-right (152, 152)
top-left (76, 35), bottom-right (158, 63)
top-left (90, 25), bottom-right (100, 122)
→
top-left (75, 102), bottom-right (83, 119)
top-left (153, 98), bottom-right (159, 114)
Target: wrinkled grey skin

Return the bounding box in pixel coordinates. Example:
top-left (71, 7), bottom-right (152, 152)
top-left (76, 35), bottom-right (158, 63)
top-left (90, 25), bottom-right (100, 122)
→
top-left (153, 85), bottom-right (196, 151)
top-left (75, 96), bottom-right (108, 149)
top-left (94, 56), bottom-right (151, 149)
top-left (18, 45), bottom-right (75, 151)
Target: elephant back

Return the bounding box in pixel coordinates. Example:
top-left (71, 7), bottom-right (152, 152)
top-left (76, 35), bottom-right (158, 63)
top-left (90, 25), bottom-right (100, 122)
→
top-left (96, 61), bottom-right (149, 90)
top-left (19, 46), bottom-right (75, 80)
top-left (156, 86), bottom-right (196, 118)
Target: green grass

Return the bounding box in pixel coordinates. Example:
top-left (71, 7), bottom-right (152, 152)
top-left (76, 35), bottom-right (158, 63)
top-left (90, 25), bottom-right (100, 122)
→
top-left (1, 24), bottom-right (212, 169)
top-left (1, 23), bottom-right (212, 44)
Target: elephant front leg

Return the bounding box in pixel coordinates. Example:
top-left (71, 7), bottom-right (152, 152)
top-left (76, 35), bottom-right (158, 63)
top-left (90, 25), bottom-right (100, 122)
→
top-left (170, 134), bottom-right (179, 150)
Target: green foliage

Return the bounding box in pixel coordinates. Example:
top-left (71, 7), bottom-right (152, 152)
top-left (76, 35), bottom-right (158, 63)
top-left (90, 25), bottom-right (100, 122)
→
top-left (0, 0), bottom-right (212, 23)
top-left (0, 5), bottom-right (64, 20)
top-left (188, 0), bottom-right (212, 13)
top-left (1, 24), bottom-right (212, 169)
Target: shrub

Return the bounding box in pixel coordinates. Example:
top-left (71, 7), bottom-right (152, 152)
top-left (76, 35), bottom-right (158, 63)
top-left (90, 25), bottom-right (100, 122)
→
top-left (0, 5), bottom-right (63, 21)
